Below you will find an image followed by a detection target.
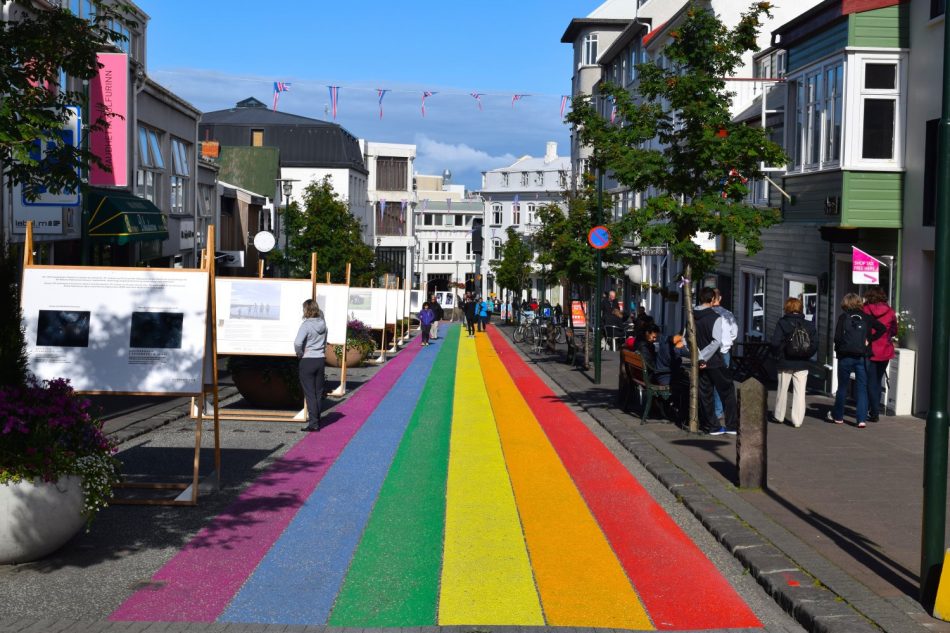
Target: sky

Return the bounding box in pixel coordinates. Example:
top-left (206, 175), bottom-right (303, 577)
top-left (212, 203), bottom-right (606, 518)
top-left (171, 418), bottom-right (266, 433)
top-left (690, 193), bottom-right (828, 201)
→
top-left (136, 0), bottom-right (606, 189)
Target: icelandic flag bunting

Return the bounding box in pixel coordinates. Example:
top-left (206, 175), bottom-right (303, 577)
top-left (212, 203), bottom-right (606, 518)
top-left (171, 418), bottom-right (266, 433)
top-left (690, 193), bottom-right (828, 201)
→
top-left (379, 199), bottom-right (387, 221)
top-left (560, 95), bottom-right (569, 118)
top-left (400, 199), bottom-right (407, 222)
top-left (328, 86), bottom-right (340, 119)
top-left (421, 91), bottom-right (436, 117)
top-left (421, 198), bottom-right (429, 212)
top-left (272, 81), bottom-right (291, 111)
top-left (512, 94), bottom-right (528, 108)
top-left (377, 88), bottom-right (389, 119)
top-left (470, 91), bottom-right (483, 111)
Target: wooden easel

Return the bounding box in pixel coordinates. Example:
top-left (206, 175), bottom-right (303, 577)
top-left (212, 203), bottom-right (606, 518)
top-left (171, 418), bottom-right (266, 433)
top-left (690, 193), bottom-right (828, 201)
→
top-left (21, 222), bottom-right (221, 506)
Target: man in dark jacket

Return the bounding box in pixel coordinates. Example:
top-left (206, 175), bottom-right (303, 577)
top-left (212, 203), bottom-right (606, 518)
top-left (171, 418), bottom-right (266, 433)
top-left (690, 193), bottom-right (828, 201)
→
top-left (462, 294), bottom-right (477, 338)
top-left (693, 287), bottom-right (737, 435)
top-left (429, 295), bottom-right (443, 340)
top-left (769, 297), bottom-right (819, 427)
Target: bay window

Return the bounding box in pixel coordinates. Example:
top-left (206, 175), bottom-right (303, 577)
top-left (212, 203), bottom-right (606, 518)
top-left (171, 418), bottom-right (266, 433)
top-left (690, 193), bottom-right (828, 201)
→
top-left (790, 59), bottom-right (843, 171)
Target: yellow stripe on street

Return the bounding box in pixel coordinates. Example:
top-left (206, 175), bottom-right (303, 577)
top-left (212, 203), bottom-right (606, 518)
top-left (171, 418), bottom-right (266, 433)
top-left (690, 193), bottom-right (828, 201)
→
top-left (476, 334), bottom-right (655, 629)
top-left (438, 334), bottom-right (544, 626)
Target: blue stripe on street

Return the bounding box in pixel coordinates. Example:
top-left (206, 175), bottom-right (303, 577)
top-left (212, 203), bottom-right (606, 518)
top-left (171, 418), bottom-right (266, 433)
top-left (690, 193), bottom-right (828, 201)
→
top-left (219, 331), bottom-right (446, 625)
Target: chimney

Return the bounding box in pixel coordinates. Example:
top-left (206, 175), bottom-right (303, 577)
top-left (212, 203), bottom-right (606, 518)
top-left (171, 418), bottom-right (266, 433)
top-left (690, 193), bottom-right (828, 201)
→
top-left (544, 141), bottom-right (558, 164)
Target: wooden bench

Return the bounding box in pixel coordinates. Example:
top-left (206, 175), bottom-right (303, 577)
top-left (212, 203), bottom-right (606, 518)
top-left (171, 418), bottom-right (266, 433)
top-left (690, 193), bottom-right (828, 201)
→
top-left (618, 349), bottom-right (673, 422)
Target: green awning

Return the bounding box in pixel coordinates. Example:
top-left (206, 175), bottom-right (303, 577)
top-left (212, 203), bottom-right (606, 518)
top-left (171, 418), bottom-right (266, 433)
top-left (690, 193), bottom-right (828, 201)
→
top-left (87, 188), bottom-right (169, 245)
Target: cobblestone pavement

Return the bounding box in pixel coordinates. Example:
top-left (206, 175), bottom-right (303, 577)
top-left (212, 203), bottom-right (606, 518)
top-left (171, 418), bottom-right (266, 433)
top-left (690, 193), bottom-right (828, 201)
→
top-left (498, 322), bottom-right (950, 633)
top-left (0, 325), bottom-right (803, 632)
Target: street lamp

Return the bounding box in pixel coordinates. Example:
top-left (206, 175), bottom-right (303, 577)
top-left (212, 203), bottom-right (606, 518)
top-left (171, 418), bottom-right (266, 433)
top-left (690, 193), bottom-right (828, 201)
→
top-left (274, 178), bottom-right (298, 254)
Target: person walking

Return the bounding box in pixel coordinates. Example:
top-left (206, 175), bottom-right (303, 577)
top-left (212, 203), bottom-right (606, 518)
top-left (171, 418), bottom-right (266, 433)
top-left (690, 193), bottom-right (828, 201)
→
top-left (430, 295), bottom-right (443, 340)
top-left (463, 294), bottom-right (477, 337)
top-left (476, 296), bottom-right (489, 332)
top-left (418, 302), bottom-right (435, 346)
top-left (863, 287), bottom-right (897, 422)
top-left (693, 287), bottom-right (738, 435)
top-left (770, 297), bottom-right (818, 427)
top-left (830, 293), bottom-right (886, 427)
top-left (294, 299), bottom-right (328, 432)
top-left (711, 288), bottom-right (739, 425)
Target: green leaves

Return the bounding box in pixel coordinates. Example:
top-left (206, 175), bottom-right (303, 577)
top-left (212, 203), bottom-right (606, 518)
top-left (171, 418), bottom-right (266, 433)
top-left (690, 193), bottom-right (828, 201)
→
top-left (490, 227), bottom-right (534, 296)
top-left (270, 178), bottom-right (376, 284)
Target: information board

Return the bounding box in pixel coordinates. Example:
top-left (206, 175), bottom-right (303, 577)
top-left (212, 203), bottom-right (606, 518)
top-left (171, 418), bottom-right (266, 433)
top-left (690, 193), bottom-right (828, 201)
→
top-left (22, 267), bottom-right (209, 394)
top-left (347, 287), bottom-right (387, 329)
top-left (386, 288), bottom-right (399, 325)
top-left (316, 284), bottom-right (349, 346)
top-left (215, 278), bottom-right (312, 356)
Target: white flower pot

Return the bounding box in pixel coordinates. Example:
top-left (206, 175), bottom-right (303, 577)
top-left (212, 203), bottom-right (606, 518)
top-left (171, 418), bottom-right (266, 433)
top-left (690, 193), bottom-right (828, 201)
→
top-left (0, 476), bottom-right (85, 564)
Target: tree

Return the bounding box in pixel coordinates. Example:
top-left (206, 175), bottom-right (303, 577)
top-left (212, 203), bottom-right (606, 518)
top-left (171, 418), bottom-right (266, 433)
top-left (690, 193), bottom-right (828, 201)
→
top-left (0, 1), bottom-right (130, 205)
top-left (568, 1), bottom-right (787, 431)
top-left (490, 227), bottom-right (533, 308)
top-left (270, 178), bottom-right (376, 285)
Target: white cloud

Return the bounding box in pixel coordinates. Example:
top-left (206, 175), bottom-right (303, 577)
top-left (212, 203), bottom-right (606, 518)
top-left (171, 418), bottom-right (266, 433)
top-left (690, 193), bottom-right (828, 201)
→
top-left (413, 135), bottom-right (518, 180)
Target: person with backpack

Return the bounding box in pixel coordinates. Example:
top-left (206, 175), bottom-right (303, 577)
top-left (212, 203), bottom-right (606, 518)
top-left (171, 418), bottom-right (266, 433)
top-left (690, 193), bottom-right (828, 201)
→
top-left (830, 292), bottom-right (886, 428)
top-left (770, 297), bottom-right (818, 427)
top-left (863, 287), bottom-right (898, 422)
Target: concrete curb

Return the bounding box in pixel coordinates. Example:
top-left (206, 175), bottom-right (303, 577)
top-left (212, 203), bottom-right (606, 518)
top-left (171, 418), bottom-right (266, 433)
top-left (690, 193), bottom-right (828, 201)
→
top-left (500, 327), bottom-right (882, 633)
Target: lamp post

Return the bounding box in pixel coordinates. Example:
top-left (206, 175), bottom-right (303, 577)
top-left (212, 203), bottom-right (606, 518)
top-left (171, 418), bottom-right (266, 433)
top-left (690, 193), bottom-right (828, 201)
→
top-left (274, 178), bottom-right (298, 276)
top-left (921, 7), bottom-right (950, 607)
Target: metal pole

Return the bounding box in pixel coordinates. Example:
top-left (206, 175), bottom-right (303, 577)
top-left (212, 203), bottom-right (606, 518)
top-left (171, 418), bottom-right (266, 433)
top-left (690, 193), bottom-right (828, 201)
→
top-left (921, 10), bottom-right (950, 607)
top-left (80, 79), bottom-right (90, 265)
top-left (593, 167), bottom-right (603, 384)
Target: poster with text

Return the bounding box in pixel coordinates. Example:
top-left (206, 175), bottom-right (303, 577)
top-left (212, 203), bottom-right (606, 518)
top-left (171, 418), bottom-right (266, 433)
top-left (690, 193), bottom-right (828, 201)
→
top-left (386, 288), bottom-right (399, 325)
top-left (216, 278), bottom-right (313, 355)
top-left (316, 284), bottom-right (349, 346)
top-left (22, 267), bottom-right (209, 394)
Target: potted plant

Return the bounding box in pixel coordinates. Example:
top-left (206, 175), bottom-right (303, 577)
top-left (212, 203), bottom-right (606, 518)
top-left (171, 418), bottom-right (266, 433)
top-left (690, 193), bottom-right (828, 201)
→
top-left (326, 319), bottom-right (376, 368)
top-left (228, 355), bottom-right (304, 409)
top-left (0, 377), bottom-right (120, 564)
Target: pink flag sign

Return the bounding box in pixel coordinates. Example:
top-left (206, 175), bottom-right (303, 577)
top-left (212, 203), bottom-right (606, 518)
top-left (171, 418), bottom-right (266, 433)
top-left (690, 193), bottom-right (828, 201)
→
top-left (852, 246), bottom-right (881, 284)
top-left (89, 53), bottom-right (128, 187)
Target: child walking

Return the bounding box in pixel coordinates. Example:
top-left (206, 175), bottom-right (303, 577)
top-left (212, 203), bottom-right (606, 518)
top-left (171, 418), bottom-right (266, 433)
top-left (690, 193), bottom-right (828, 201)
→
top-left (419, 302), bottom-right (435, 346)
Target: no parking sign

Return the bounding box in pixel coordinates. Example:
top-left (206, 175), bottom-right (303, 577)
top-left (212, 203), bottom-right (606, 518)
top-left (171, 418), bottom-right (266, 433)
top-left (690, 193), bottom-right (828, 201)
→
top-left (588, 225), bottom-right (611, 250)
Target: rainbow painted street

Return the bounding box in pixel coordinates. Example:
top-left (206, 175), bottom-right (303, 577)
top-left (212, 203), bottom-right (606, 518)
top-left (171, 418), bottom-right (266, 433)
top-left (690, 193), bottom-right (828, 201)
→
top-left (111, 325), bottom-right (762, 630)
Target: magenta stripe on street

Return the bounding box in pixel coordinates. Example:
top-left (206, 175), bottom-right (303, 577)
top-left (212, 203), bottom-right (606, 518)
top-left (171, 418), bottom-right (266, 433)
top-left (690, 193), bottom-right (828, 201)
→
top-left (110, 339), bottom-right (422, 622)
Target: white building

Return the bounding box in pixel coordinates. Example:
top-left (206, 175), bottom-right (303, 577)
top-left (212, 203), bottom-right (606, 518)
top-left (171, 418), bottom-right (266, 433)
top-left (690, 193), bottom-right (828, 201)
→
top-left (478, 141), bottom-right (571, 304)
top-left (363, 141), bottom-right (415, 286)
top-left (413, 174), bottom-right (483, 297)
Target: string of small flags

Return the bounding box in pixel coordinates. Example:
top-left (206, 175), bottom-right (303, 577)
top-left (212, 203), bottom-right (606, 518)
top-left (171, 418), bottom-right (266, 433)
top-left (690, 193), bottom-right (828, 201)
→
top-left (271, 80), bottom-right (571, 121)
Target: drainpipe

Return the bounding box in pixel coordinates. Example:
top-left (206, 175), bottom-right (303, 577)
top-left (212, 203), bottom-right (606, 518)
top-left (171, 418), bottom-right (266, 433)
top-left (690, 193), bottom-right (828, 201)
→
top-left (920, 8), bottom-right (950, 607)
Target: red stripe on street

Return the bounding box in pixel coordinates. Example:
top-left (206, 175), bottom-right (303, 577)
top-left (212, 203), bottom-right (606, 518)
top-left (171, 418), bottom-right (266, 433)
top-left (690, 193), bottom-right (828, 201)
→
top-left (486, 326), bottom-right (762, 630)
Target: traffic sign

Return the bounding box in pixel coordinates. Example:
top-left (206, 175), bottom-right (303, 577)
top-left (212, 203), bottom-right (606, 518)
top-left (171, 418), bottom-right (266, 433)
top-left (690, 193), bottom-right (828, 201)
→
top-left (588, 225), bottom-right (611, 250)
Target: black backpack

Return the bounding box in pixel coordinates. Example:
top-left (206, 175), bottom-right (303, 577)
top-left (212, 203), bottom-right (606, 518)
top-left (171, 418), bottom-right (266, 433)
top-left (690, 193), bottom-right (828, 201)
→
top-left (836, 313), bottom-right (867, 356)
top-left (785, 321), bottom-right (813, 359)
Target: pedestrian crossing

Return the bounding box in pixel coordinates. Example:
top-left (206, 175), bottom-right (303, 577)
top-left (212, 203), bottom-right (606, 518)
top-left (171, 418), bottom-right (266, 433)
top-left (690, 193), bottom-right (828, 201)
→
top-left (111, 324), bottom-right (762, 630)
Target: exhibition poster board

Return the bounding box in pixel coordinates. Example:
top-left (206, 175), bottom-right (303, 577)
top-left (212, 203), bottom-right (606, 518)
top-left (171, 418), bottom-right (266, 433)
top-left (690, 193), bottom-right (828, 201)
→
top-left (386, 288), bottom-right (399, 325)
top-left (215, 278), bottom-right (313, 356)
top-left (409, 290), bottom-right (422, 313)
top-left (22, 267), bottom-right (210, 395)
top-left (396, 288), bottom-right (405, 323)
top-left (348, 287), bottom-right (388, 329)
top-left (316, 284), bottom-right (349, 346)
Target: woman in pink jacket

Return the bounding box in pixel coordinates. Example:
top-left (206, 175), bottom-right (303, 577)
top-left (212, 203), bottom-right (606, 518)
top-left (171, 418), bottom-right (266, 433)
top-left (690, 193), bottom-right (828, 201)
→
top-left (863, 287), bottom-right (898, 422)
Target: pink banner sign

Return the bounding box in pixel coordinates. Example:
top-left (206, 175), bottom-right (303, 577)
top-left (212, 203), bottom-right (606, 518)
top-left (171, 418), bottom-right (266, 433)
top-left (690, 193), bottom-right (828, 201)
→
top-left (852, 246), bottom-right (881, 285)
top-left (89, 53), bottom-right (128, 187)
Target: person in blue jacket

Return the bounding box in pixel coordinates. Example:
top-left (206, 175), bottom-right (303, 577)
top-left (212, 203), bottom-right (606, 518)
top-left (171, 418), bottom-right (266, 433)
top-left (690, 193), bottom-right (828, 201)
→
top-left (418, 302), bottom-right (435, 346)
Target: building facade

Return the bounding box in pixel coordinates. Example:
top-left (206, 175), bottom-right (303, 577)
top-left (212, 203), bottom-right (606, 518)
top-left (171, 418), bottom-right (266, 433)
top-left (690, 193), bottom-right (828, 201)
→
top-left (478, 142), bottom-right (571, 305)
top-left (364, 141), bottom-right (415, 286)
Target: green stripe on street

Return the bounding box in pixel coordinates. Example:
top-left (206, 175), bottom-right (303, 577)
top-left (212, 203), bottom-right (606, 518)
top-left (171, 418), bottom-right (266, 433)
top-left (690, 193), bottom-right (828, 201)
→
top-left (328, 326), bottom-right (459, 626)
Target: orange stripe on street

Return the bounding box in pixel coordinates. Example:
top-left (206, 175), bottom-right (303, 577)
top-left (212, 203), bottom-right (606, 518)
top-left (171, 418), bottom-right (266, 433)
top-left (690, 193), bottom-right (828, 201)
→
top-left (474, 334), bottom-right (654, 629)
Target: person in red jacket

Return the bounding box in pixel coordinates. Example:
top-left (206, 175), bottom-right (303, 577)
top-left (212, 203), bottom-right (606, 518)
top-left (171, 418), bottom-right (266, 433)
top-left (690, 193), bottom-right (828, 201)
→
top-left (863, 286), bottom-right (898, 422)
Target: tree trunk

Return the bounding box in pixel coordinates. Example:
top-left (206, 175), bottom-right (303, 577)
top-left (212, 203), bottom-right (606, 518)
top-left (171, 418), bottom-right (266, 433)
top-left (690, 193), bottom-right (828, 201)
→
top-left (683, 263), bottom-right (700, 433)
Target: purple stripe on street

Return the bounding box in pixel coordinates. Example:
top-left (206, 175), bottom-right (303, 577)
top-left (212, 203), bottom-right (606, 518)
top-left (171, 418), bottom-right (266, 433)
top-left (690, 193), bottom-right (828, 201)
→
top-left (110, 340), bottom-right (421, 622)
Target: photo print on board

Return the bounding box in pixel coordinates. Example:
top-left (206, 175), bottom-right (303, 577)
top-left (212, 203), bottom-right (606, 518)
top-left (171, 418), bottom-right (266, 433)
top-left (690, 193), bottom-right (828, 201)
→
top-left (129, 312), bottom-right (184, 349)
top-left (229, 281), bottom-right (281, 321)
top-left (36, 310), bottom-right (90, 347)
top-left (348, 289), bottom-right (372, 311)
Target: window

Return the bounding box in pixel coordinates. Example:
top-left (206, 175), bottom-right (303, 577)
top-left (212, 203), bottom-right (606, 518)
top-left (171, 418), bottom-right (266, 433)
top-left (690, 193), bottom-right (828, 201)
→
top-left (427, 241), bottom-right (453, 261)
top-left (520, 172), bottom-right (529, 187)
top-left (465, 242), bottom-right (474, 261)
top-left (512, 202), bottom-right (521, 225)
top-left (535, 171), bottom-right (544, 186)
top-left (785, 278), bottom-right (819, 331)
top-left (932, 0), bottom-right (945, 18)
top-left (169, 138), bottom-right (190, 214)
top-left (559, 170), bottom-right (568, 189)
top-left (526, 203), bottom-right (536, 225)
top-left (137, 126), bottom-right (163, 204)
top-left (491, 204), bottom-right (503, 226)
top-left (501, 172), bottom-right (509, 187)
top-left (376, 156), bottom-right (409, 191)
top-left (859, 61), bottom-right (899, 160)
top-left (924, 119), bottom-right (939, 227)
top-left (790, 60), bottom-right (843, 171)
top-left (251, 129), bottom-right (263, 147)
top-left (628, 45), bottom-right (639, 83)
top-left (198, 184), bottom-right (214, 217)
top-left (742, 271), bottom-right (766, 340)
top-left (492, 238), bottom-right (502, 260)
top-left (583, 33), bottom-right (598, 65)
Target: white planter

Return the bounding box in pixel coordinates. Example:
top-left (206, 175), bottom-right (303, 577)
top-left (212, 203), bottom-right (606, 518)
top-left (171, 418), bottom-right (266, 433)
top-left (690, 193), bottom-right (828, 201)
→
top-left (0, 476), bottom-right (85, 564)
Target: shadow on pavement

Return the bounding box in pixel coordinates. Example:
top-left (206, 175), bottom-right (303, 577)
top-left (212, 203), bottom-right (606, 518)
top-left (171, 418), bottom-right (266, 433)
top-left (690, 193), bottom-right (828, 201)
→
top-left (763, 486), bottom-right (920, 599)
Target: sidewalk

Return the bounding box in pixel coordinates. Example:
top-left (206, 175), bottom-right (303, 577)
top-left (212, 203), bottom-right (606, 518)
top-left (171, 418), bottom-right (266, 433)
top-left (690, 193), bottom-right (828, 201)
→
top-left (497, 323), bottom-right (949, 633)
